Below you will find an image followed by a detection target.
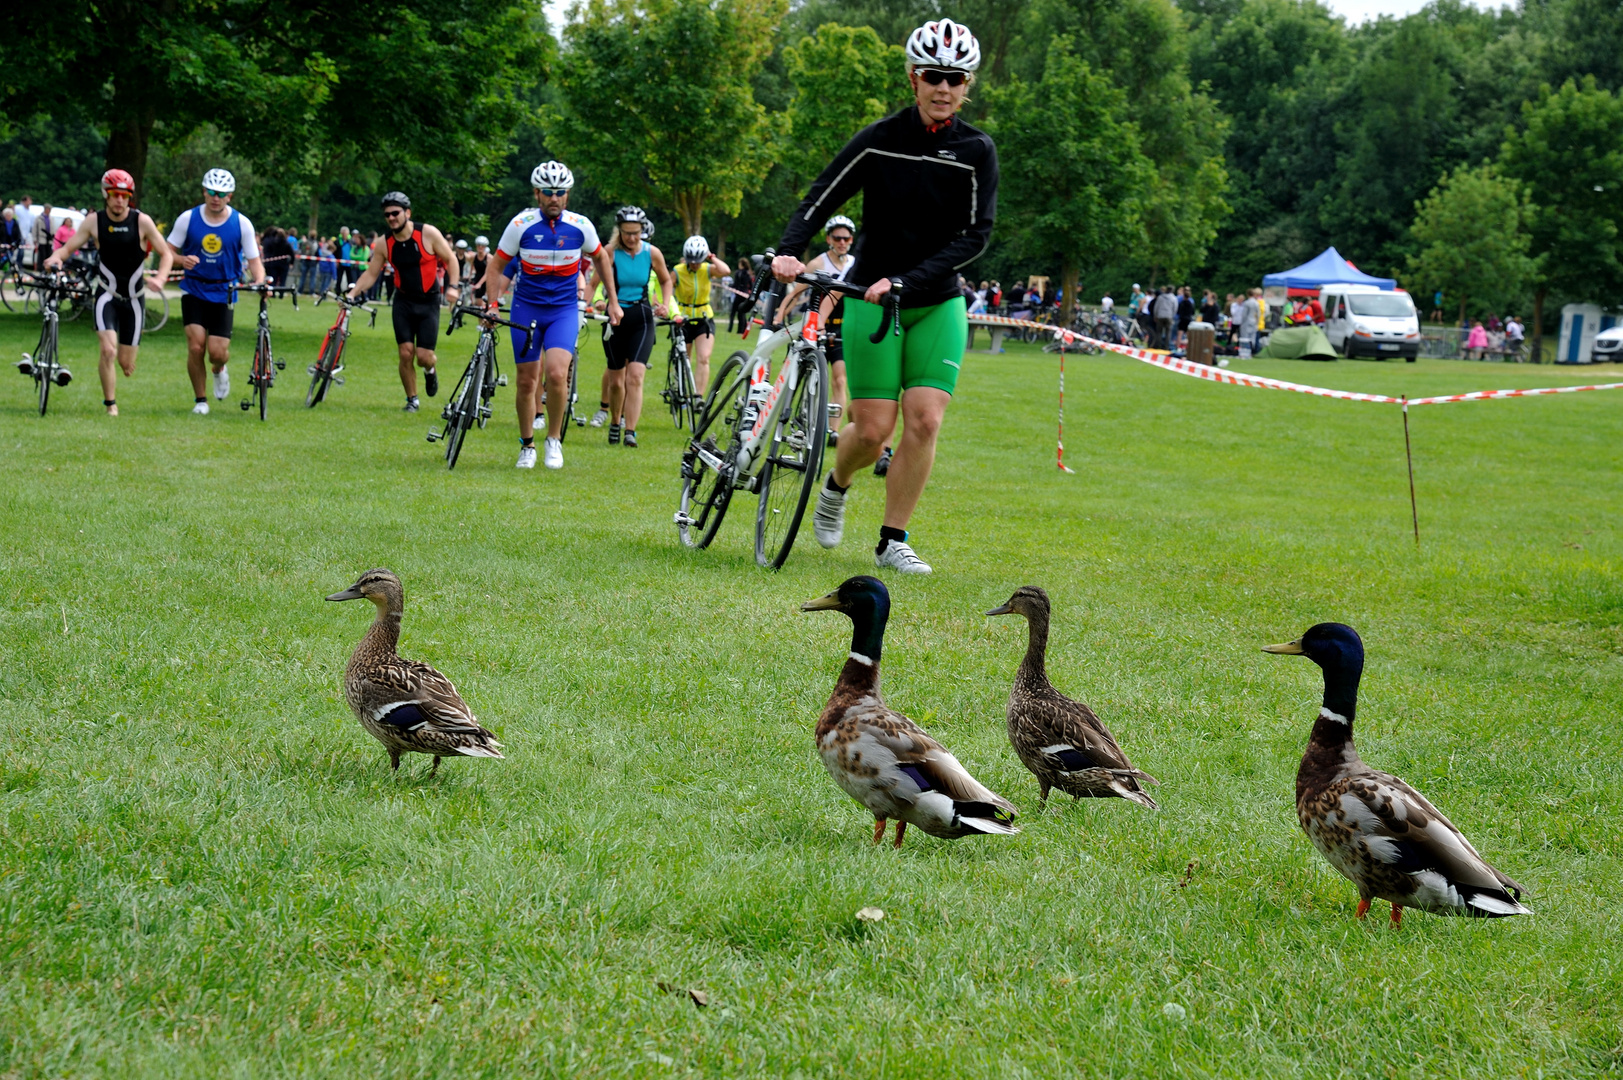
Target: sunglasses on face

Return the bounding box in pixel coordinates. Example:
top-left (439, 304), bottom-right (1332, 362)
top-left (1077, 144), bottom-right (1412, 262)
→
top-left (829, 234), bottom-right (853, 243)
top-left (205, 190), bottom-right (229, 198)
top-left (916, 69), bottom-right (967, 87)
top-left (537, 188), bottom-right (568, 197)
top-left (384, 209), bottom-right (404, 218)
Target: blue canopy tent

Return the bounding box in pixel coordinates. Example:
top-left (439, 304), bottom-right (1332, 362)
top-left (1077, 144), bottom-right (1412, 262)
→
top-left (1263, 247), bottom-right (1396, 290)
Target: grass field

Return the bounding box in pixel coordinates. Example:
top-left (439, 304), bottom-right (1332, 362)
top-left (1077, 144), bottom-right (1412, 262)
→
top-left (1, 298), bottom-right (1620, 1078)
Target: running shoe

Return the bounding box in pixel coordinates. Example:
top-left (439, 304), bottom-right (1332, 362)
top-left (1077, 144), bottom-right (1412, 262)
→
top-left (875, 540), bottom-right (931, 574)
top-left (403, 397), bottom-right (420, 412)
top-left (873, 446), bottom-right (893, 477)
top-left (516, 445), bottom-right (537, 469)
top-left (590, 408), bottom-right (609, 427)
top-left (543, 436), bottom-right (563, 469)
top-left (624, 429), bottom-right (638, 448)
top-left (424, 368), bottom-right (438, 397)
top-left (192, 400), bottom-right (210, 415)
top-left (811, 481), bottom-right (846, 548)
top-left (608, 423), bottom-right (621, 445)
top-left (214, 368), bottom-right (230, 400)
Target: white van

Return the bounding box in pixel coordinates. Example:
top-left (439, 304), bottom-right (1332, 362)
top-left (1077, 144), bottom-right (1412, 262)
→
top-left (1322, 285), bottom-right (1420, 361)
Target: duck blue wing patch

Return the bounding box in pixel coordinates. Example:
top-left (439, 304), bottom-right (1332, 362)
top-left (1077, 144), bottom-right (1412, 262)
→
top-left (378, 703), bottom-right (430, 731)
top-left (1049, 746), bottom-right (1099, 772)
top-left (899, 764), bottom-right (934, 792)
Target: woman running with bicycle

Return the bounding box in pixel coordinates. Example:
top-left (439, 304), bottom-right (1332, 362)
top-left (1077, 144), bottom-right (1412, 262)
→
top-left (771, 18), bottom-right (996, 576)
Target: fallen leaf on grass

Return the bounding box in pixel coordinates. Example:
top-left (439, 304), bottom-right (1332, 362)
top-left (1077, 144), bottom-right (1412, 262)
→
top-left (656, 981), bottom-right (709, 1008)
top-left (856, 907), bottom-right (885, 922)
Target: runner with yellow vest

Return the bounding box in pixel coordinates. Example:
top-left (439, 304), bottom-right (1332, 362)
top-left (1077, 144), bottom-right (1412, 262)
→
top-left (673, 235), bottom-right (730, 397)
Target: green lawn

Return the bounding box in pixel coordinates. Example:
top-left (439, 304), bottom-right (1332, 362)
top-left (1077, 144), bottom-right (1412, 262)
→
top-left (1, 300), bottom-right (1619, 1078)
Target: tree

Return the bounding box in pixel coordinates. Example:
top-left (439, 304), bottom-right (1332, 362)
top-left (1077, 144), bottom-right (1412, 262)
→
top-left (543, 0), bottom-right (786, 237)
top-left (1404, 164), bottom-right (1535, 324)
top-left (782, 24), bottom-right (907, 181)
top-left (1499, 76), bottom-right (1623, 361)
top-left (987, 36), bottom-right (1154, 324)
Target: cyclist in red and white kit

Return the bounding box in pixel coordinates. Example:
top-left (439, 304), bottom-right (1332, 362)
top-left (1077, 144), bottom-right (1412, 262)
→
top-left (46, 169), bottom-right (174, 416)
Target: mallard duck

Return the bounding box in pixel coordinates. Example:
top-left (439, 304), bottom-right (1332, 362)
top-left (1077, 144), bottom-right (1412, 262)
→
top-left (801, 576), bottom-right (1019, 848)
top-left (986, 586), bottom-right (1158, 809)
top-left (1264, 622), bottom-right (1530, 925)
top-left (326, 568), bottom-right (504, 775)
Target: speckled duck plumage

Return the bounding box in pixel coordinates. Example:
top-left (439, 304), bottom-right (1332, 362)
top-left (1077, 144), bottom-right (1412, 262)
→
top-left (987, 586), bottom-right (1158, 809)
top-left (1265, 622), bottom-right (1529, 925)
top-left (326, 568), bottom-right (503, 775)
top-left (802, 576), bottom-right (1019, 848)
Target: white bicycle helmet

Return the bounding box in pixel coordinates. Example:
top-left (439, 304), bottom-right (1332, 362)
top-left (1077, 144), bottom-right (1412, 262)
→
top-left (682, 235), bottom-right (710, 262)
top-left (904, 19), bottom-right (981, 72)
top-left (201, 168), bottom-right (236, 194)
top-left (455, 238), bottom-right (469, 250)
top-left (475, 235), bottom-right (489, 247)
top-left (824, 214), bottom-right (855, 235)
top-left (615, 205), bottom-right (649, 226)
top-left (530, 160), bottom-right (575, 190)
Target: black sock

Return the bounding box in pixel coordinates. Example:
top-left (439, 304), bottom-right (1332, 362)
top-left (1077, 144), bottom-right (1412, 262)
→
top-left (825, 473), bottom-right (849, 494)
top-left (876, 525), bottom-right (907, 555)
top-left (599, 400), bottom-right (609, 410)
top-left (104, 399), bottom-right (115, 407)
top-left (195, 396), bottom-right (206, 403)
top-left (521, 436), bottom-right (534, 448)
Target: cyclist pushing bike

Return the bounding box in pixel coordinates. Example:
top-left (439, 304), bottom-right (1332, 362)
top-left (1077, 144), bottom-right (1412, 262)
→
top-left (483, 160), bottom-right (620, 471)
top-left (771, 18), bottom-right (997, 576)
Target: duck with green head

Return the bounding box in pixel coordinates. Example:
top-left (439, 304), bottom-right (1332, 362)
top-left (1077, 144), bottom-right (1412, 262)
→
top-left (802, 576), bottom-right (1019, 848)
top-left (1265, 622), bottom-right (1529, 925)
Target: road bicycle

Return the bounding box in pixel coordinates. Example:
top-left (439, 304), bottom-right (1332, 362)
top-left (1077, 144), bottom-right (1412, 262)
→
top-left (22, 255), bottom-right (97, 323)
top-left (674, 254), bottom-right (900, 569)
top-left (656, 318), bottom-right (700, 433)
top-left (12, 271), bottom-right (87, 416)
top-left (308, 291), bottom-right (376, 407)
top-left (235, 283), bottom-right (297, 420)
top-left (428, 299), bottom-right (534, 470)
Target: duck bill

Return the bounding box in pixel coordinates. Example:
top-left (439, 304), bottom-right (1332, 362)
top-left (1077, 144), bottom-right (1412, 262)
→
top-left (1261, 639), bottom-right (1304, 654)
top-left (800, 592), bottom-right (843, 612)
top-left (985, 602), bottom-right (1014, 616)
top-left (326, 586), bottom-right (365, 602)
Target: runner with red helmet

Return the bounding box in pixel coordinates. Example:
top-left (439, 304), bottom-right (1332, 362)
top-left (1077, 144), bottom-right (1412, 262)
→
top-left (771, 18), bottom-right (996, 575)
top-left (46, 168), bottom-right (174, 415)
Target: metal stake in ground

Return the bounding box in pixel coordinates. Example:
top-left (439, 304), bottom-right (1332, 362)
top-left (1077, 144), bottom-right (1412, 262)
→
top-left (1402, 395), bottom-right (1419, 547)
top-left (1057, 340), bottom-right (1076, 474)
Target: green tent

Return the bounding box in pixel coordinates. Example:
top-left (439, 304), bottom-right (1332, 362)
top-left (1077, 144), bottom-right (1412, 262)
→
top-left (1257, 324), bottom-right (1338, 360)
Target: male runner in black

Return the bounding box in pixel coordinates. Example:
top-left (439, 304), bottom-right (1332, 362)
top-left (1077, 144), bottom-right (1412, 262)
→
top-left (46, 169), bottom-right (174, 415)
top-left (348, 191), bottom-right (461, 411)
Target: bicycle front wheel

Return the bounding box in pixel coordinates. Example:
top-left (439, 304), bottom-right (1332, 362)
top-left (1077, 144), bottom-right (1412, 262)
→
top-left (35, 344), bottom-right (52, 417)
top-left (307, 338), bottom-right (336, 407)
top-left (144, 291), bottom-right (169, 333)
top-left (755, 346), bottom-right (829, 569)
top-left (558, 351), bottom-right (578, 443)
top-left (256, 330), bottom-right (271, 421)
top-left (445, 349), bottom-right (486, 470)
top-left (677, 351), bottom-right (747, 549)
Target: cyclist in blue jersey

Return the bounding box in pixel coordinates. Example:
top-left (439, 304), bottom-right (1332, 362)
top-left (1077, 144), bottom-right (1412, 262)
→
top-left (483, 160), bottom-right (621, 471)
top-left (166, 168), bottom-right (267, 415)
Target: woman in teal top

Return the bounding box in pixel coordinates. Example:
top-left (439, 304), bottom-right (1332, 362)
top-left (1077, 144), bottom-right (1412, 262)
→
top-left (595, 206), bottom-right (673, 447)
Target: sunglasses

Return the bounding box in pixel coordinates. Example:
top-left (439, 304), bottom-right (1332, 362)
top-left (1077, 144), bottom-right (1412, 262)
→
top-left (916, 69), bottom-right (967, 87)
top-left (537, 187), bottom-right (568, 197)
top-left (384, 209), bottom-right (405, 217)
top-left (829, 233), bottom-right (853, 242)
top-left (204, 189), bottom-right (230, 198)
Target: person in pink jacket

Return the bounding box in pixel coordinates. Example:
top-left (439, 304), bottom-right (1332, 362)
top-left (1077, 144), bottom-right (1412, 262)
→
top-left (1466, 319), bottom-right (1488, 360)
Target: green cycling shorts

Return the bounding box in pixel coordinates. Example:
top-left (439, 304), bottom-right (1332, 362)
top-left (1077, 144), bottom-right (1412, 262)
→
top-left (840, 295), bottom-right (967, 399)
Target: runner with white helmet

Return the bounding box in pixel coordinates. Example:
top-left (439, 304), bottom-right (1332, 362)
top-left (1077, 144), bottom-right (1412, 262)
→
top-left (772, 18), bottom-right (996, 575)
top-left (671, 233), bottom-right (730, 398)
top-left (484, 160), bottom-right (620, 470)
top-left (781, 213), bottom-right (858, 443)
top-left (166, 168), bottom-right (267, 414)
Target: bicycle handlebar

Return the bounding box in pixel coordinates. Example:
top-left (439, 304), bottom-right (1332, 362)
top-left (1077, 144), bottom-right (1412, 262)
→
top-left (446, 299), bottom-right (536, 356)
top-left (238, 283), bottom-right (300, 309)
top-left (747, 249), bottom-right (903, 344)
top-left (16, 270), bottom-right (92, 297)
top-left (315, 289), bottom-right (375, 325)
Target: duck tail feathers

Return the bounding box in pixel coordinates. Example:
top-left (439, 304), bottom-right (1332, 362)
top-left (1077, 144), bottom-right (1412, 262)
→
top-left (959, 816), bottom-right (1021, 836)
top-left (1115, 785), bottom-right (1158, 810)
top-left (455, 742), bottom-right (505, 759)
top-left (1466, 888), bottom-right (1531, 917)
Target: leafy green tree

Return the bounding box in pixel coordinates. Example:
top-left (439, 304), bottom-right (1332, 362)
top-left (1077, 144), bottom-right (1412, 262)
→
top-left (782, 24), bottom-right (907, 181)
top-left (987, 36), bottom-right (1154, 323)
top-left (543, 0), bottom-right (786, 237)
top-left (1499, 76), bottom-right (1623, 361)
top-left (0, 118), bottom-right (106, 209)
top-left (1404, 163), bottom-right (1535, 324)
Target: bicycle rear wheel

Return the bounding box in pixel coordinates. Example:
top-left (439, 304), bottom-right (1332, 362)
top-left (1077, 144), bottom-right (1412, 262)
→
top-left (144, 291), bottom-right (169, 333)
top-left (256, 328), bottom-right (271, 421)
top-left (307, 337), bottom-right (336, 407)
top-left (445, 349), bottom-right (486, 470)
top-left (35, 339), bottom-right (53, 417)
top-left (0, 269), bottom-right (16, 312)
top-left (755, 346), bottom-right (829, 569)
top-left (677, 351), bottom-right (746, 549)
top-left (558, 351), bottom-right (578, 443)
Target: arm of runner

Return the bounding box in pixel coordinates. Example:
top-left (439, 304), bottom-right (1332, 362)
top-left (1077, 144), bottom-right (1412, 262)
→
top-left (44, 214), bottom-right (95, 269)
top-left (591, 244), bottom-right (622, 326)
top-left (347, 239), bottom-right (388, 298)
top-left (649, 246), bottom-right (672, 318)
top-left (240, 215), bottom-right (266, 286)
top-left (423, 224), bottom-right (460, 298)
top-left (166, 210), bottom-right (199, 270)
top-left (484, 250), bottom-right (511, 316)
top-left (139, 214), bottom-right (174, 293)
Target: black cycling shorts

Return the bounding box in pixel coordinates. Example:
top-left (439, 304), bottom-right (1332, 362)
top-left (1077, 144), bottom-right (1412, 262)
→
top-left (393, 297), bottom-right (441, 350)
top-left (94, 292), bottom-right (144, 347)
top-left (181, 293), bottom-right (233, 339)
top-left (680, 316), bottom-right (715, 344)
top-left (603, 301), bottom-right (657, 371)
top-left (825, 311), bottom-right (845, 365)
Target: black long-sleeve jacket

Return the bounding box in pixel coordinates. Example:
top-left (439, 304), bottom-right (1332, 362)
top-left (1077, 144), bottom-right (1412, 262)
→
top-left (778, 107), bottom-right (998, 310)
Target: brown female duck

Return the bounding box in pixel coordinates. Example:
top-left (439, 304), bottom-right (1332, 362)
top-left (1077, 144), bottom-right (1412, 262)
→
top-left (326, 568), bottom-right (503, 775)
top-left (987, 587), bottom-right (1158, 809)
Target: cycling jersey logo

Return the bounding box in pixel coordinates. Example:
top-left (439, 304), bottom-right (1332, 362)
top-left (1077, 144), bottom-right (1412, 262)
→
top-left (201, 232), bottom-right (223, 255)
top-left (936, 150), bottom-right (958, 160)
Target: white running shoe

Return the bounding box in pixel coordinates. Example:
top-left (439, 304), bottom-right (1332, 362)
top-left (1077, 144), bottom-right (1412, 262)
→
top-left (192, 400), bottom-right (210, 415)
top-left (876, 540), bottom-right (932, 574)
top-left (589, 408), bottom-right (609, 427)
top-left (543, 436), bottom-right (564, 469)
top-left (516, 445), bottom-right (537, 469)
top-left (213, 368), bottom-right (230, 399)
top-left (811, 482), bottom-right (846, 548)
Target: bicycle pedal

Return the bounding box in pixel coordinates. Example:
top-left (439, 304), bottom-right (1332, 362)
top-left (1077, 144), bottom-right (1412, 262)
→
top-left (427, 430), bottom-right (440, 442)
top-left (240, 400), bottom-right (250, 411)
top-left (496, 376), bottom-right (508, 387)
top-left (673, 512), bottom-right (696, 526)
top-left (275, 361), bottom-right (285, 370)
top-left (330, 375), bottom-right (345, 386)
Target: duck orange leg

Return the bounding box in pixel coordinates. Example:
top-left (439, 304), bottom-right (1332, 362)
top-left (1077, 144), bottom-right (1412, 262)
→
top-left (872, 817), bottom-right (886, 845)
top-left (1355, 899), bottom-right (1371, 920)
top-left (893, 821), bottom-right (908, 849)
top-left (1389, 903), bottom-right (1403, 928)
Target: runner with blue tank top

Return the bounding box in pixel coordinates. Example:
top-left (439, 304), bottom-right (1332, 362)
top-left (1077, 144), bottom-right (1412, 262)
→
top-left (165, 168), bottom-right (266, 414)
top-left (483, 160), bottom-right (621, 471)
top-left (596, 206), bottom-right (673, 448)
